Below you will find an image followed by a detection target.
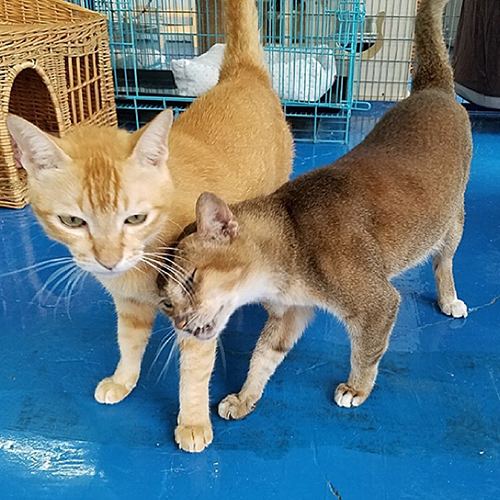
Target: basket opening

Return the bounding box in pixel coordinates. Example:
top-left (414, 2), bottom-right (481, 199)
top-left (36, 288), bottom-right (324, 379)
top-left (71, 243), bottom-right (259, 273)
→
top-left (9, 68), bottom-right (60, 136)
top-left (7, 68), bottom-right (61, 188)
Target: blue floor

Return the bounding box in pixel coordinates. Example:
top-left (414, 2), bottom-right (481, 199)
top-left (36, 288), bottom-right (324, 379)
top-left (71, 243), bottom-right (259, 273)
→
top-left (1, 106), bottom-right (499, 499)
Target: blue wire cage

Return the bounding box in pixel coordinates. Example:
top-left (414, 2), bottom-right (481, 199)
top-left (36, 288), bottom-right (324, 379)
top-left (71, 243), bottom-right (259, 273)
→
top-left (72, 0), bottom-right (369, 143)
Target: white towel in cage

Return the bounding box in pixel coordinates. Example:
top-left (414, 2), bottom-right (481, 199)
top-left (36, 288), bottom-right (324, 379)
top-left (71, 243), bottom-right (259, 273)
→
top-left (171, 43), bottom-right (337, 102)
top-left (171, 44), bottom-right (226, 97)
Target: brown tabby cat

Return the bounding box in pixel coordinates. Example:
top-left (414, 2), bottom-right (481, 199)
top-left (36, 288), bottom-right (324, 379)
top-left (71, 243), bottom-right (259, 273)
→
top-left (6, 0), bottom-right (292, 452)
top-left (157, 0), bottom-right (471, 424)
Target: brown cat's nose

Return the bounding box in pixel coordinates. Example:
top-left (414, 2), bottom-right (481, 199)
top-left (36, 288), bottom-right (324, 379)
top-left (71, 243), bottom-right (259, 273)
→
top-left (175, 318), bottom-right (187, 330)
top-left (96, 258), bottom-right (120, 271)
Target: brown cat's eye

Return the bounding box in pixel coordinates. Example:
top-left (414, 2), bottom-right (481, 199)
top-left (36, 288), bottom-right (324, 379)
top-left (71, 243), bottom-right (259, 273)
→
top-left (125, 214), bottom-right (147, 225)
top-left (161, 299), bottom-right (173, 311)
top-left (185, 270), bottom-right (196, 291)
top-left (58, 215), bottom-right (87, 228)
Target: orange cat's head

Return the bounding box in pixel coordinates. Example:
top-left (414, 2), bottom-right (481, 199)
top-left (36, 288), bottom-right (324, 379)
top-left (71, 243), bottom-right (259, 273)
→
top-left (157, 193), bottom-right (268, 341)
top-left (7, 110), bottom-right (174, 277)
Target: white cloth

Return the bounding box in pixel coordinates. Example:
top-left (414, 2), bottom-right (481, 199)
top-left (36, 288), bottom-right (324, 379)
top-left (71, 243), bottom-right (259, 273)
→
top-left (171, 43), bottom-right (337, 102)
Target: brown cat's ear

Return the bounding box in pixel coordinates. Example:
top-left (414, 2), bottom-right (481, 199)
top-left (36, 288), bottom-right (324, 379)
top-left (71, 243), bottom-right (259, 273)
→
top-left (132, 108), bottom-right (173, 169)
top-left (5, 115), bottom-right (71, 175)
top-left (196, 192), bottom-right (239, 242)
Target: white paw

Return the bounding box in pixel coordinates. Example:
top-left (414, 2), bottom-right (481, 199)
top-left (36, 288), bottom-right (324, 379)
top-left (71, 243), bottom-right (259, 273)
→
top-left (94, 377), bottom-right (135, 404)
top-left (440, 299), bottom-right (468, 318)
top-left (334, 383), bottom-right (368, 408)
top-left (218, 393), bottom-right (257, 420)
top-left (175, 423), bottom-right (213, 453)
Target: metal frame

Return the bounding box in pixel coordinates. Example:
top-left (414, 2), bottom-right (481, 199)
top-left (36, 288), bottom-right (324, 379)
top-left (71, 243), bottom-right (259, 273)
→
top-left (73, 0), bottom-right (368, 143)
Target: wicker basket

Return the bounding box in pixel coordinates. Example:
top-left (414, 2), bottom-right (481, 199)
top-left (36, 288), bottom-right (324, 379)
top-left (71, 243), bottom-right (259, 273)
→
top-left (0, 0), bottom-right (117, 209)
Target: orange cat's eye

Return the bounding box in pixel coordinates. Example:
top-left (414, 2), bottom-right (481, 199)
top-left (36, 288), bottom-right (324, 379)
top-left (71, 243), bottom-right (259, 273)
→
top-left (58, 215), bottom-right (86, 228)
top-left (125, 214), bottom-right (147, 225)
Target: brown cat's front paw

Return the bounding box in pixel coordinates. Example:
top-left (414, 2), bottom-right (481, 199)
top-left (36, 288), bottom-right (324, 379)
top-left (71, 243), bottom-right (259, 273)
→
top-left (439, 299), bottom-right (468, 318)
top-left (218, 393), bottom-right (257, 420)
top-left (175, 423), bottom-right (213, 453)
top-left (334, 383), bottom-right (369, 408)
top-left (94, 377), bottom-right (135, 404)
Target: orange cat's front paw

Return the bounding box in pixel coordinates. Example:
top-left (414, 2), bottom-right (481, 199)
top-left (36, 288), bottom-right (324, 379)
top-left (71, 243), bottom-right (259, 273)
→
top-left (334, 383), bottom-right (369, 408)
top-left (94, 377), bottom-right (135, 404)
top-left (218, 393), bottom-right (257, 420)
top-left (175, 423), bottom-right (213, 453)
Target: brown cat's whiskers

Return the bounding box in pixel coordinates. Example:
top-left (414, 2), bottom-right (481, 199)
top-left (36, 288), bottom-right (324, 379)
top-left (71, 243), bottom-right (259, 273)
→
top-left (217, 335), bottom-right (227, 378)
top-left (155, 334), bottom-right (179, 385)
top-left (151, 313), bottom-right (202, 374)
top-left (148, 327), bottom-right (176, 377)
top-left (182, 313), bottom-right (200, 331)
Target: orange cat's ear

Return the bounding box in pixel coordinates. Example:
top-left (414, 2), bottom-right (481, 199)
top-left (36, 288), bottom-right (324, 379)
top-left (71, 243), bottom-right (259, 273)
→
top-left (132, 108), bottom-right (173, 169)
top-left (196, 192), bottom-right (239, 242)
top-left (5, 115), bottom-right (71, 176)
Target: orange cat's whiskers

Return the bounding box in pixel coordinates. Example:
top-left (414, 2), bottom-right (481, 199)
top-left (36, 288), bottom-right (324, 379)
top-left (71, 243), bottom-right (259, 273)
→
top-left (0, 256), bottom-right (74, 279)
top-left (143, 251), bottom-right (191, 279)
top-left (141, 256), bottom-right (194, 302)
top-left (54, 267), bottom-right (87, 319)
top-left (164, 258), bottom-right (191, 279)
top-left (48, 265), bottom-right (80, 308)
top-left (164, 218), bottom-right (185, 232)
top-left (142, 255), bottom-right (190, 284)
top-left (63, 268), bottom-right (88, 318)
top-left (31, 262), bottom-right (77, 305)
top-left (156, 247), bottom-right (194, 267)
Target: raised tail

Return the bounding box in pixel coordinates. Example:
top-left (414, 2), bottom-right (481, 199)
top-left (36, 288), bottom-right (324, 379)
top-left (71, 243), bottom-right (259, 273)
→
top-left (219, 0), bottom-right (268, 81)
top-left (411, 0), bottom-right (454, 94)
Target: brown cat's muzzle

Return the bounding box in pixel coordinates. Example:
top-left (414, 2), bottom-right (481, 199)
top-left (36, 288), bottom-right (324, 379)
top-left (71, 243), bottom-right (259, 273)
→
top-left (157, 297), bottom-right (227, 341)
top-left (172, 316), bottom-right (216, 341)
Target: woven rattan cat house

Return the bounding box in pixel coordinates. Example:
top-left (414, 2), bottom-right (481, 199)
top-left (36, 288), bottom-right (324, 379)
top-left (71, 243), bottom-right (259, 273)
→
top-left (0, 0), bottom-right (117, 209)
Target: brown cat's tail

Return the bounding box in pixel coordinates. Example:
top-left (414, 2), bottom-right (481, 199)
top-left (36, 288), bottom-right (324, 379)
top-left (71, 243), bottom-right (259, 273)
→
top-left (219, 0), bottom-right (269, 81)
top-left (411, 0), bottom-right (454, 95)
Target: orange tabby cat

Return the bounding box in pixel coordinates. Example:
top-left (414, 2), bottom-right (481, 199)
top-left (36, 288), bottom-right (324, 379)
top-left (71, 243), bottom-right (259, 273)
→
top-left (6, 0), bottom-right (292, 452)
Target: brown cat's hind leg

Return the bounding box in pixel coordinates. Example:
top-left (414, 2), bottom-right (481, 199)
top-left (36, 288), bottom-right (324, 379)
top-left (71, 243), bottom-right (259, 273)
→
top-left (433, 209), bottom-right (468, 318)
top-left (218, 305), bottom-right (313, 420)
top-left (334, 283), bottom-right (400, 408)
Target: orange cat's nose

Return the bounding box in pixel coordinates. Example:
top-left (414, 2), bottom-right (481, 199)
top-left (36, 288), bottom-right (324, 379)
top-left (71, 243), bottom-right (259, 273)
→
top-left (96, 258), bottom-right (120, 271)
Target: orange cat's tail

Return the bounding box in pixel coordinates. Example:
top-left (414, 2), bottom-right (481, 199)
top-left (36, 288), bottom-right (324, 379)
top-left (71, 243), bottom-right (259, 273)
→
top-left (219, 0), bottom-right (269, 81)
top-left (411, 0), bottom-right (454, 95)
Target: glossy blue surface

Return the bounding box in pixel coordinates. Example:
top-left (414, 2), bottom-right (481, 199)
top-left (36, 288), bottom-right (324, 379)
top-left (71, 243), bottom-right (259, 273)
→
top-left (1, 106), bottom-right (499, 499)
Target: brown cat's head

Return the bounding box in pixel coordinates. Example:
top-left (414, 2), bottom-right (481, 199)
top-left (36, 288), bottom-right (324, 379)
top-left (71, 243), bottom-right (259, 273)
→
top-left (6, 110), bottom-right (174, 277)
top-left (157, 192), bottom-right (266, 341)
